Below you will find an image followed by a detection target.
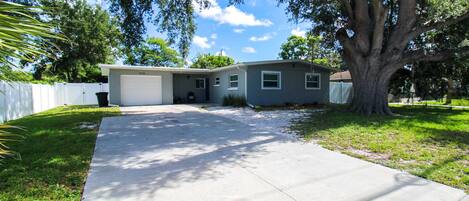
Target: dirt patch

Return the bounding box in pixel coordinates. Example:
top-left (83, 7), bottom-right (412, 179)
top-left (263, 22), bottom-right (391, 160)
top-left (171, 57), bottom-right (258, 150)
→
top-left (346, 148), bottom-right (391, 161)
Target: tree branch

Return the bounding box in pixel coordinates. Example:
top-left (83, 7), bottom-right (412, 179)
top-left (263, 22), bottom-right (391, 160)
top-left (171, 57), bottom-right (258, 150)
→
top-left (370, 0), bottom-right (388, 56)
top-left (352, 0), bottom-right (371, 54)
top-left (411, 11), bottom-right (469, 37)
top-left (383, 0), bottom-right (417, 56)
top-left (402, 46), bottom-right (469, 64)
top-left (341, 0), bottom-right (354, 21)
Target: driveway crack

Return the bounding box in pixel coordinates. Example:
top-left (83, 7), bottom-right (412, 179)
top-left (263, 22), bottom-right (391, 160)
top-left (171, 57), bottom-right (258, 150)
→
top-left (240, 166), bottom-right (298, 201)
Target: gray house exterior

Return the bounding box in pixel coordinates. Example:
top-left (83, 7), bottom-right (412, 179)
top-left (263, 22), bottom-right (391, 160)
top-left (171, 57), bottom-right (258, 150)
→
top-left (100, 60), bottom-right (335, 106)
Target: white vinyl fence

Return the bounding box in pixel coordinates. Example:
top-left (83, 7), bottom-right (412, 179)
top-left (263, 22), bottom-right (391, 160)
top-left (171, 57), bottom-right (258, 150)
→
top-left (330, 82), bottom-right (353, 104)
top-left (0, 81), bottom-right (108, 123)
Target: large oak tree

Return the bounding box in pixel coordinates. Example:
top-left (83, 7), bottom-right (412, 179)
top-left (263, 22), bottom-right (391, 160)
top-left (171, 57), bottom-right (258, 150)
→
top-left (275, 0), bottom-right (469, 115)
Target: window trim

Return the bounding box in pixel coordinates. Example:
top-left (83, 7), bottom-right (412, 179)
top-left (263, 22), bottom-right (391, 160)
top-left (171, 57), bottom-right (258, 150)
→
top-left (228, 74), bottom-right (239, 90)
top-left (213, 77), bottom-right (220, 86)
top-left (261, 71), bottom-right (281, 90)
top-left (195, 78), bottom-right (206, 89)
top-left (305, 73), bottom-right (321, 90)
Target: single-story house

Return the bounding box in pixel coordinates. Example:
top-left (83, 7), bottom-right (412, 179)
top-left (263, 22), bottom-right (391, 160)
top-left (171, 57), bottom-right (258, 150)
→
top-left (99, 59), bottom-right (336, 106)
top-left (330, 70), bottom-right (352, 82)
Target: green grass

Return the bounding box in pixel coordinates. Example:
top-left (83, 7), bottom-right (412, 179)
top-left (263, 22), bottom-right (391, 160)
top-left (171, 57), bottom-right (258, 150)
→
top-left (292, 105), bottom-right (469, 192)
top-left (416, 98), bottom-right (469, 106)
top-left (0, 106), bottom-right (120, 201)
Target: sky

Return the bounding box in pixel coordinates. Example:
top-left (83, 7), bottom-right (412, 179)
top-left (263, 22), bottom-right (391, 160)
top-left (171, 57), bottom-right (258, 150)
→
top-left (91, 0), bottom-right (310, 64)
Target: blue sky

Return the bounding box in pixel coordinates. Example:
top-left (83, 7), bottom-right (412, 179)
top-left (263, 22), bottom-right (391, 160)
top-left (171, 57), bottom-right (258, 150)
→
top-left (92, 0), bottom-right (310, 64)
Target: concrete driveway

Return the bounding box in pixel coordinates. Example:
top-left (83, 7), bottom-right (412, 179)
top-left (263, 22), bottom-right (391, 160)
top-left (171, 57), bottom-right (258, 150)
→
top-left (83, 105), bottom-right (467, 201)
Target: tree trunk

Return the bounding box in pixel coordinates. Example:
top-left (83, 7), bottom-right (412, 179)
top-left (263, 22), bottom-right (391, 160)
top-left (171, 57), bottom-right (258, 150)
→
top-left (348, 62), bottom-right (396, 115)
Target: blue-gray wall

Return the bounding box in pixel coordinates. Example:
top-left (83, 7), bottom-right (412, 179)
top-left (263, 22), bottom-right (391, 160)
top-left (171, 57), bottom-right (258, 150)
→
top-left (108, 69), bottom-right (173, 105)
top-left (209, 67), bottom-right (247, 104)
top-left (246, 63), bottom-right (330, 106)
top-left (173, 74), bottom-right (209, 103)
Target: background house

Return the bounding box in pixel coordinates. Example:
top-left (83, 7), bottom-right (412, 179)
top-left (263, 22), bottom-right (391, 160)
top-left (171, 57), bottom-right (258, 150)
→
top-left (330, 71), bottom-right (351, 82)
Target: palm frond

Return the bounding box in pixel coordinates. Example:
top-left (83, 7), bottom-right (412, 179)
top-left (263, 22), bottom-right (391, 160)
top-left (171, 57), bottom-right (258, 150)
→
top-left (0, 1), bottom-right (64, 68)
top-left (0, 124), bottom-right (23, 163)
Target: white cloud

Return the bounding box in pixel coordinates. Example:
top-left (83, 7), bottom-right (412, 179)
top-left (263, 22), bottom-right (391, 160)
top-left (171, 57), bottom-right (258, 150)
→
top-left (210, 33), bottom-right (217, 39)
top-left (193, 35), bottom-right (212, 49)
top-left (233, 28), bottom-right (245, 33)
top-left (242, 47), bottom-right (256, 53)
top-left (249, 33), bottom-right (275, 42)
top-left (195, 1), bottom-right (272, 27)
top-left (291, 28), bottom-right (306, 37)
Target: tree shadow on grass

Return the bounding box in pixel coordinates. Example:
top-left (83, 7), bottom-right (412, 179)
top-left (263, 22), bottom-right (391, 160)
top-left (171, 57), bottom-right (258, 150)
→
top-left (293, 105), bottom-right (469, 146)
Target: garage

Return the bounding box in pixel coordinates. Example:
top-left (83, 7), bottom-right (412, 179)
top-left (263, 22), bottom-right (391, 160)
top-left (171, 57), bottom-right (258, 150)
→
top-left (120, 75), bottom-right (162, 106)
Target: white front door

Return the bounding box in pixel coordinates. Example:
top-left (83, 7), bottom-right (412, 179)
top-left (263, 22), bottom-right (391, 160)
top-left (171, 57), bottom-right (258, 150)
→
top-left (120, 75), bottom-right (163, 106)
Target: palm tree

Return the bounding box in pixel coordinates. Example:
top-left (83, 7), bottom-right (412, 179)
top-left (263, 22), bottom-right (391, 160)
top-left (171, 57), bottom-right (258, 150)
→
top-left (0, 1), bottom-right (61, 161)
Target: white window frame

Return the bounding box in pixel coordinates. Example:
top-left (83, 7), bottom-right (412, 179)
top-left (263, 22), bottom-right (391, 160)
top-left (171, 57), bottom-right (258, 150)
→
top-left (195, 78), bottom-right (205, 89)
top-left (261, 71), bottom-right (281, 90)
top-left (228, 74), bottom-right (238, 90)
top-left (305, 73), bottom-right (321, 90)
top-left (213, 77), bottom-right (220, 86)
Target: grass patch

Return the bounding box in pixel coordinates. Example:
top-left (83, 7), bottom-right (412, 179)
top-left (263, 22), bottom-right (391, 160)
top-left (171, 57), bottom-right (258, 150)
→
top-left (292, 105), bottom-right (469, 192)
top-left (416, 98), bottom-right (469, 106)
top-left (0, 106), bottom-right (120, 201)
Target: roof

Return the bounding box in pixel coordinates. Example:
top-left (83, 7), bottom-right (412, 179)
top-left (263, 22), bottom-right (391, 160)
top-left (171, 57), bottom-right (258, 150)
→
top-left (330, 70), bottom-right (351, 81)
top-left (99, 59), bottom-right (338, 76)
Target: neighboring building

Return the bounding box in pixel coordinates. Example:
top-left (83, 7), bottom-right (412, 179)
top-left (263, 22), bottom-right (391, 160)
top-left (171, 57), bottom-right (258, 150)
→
top-left (330, 70), bottom-right (352, 82)
top-left (99, 60), bottom-right (336, 106)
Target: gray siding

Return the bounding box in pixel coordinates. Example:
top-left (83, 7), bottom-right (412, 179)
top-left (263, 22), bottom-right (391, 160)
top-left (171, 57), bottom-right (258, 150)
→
top-left (246, 63), bottom-right (330, 106)
top-left (173, 74), bottom-right (209, 103)
top-left (209, 67), bottom-right (247, 104)
top-left (108, 69), bottom-right (173, 105)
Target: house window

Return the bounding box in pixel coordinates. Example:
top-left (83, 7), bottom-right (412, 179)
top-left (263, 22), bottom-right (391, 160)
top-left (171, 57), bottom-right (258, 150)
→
top-left (195, 78), bottom-right (205, 89)
top-left (305, 73), bottom-right (321, 89)
top-left (261, 71), bottom-right (281, 90)
top-left (228, 74), bottom-right (238, 90)
top-left (214, 77), bottom-right (220, 86)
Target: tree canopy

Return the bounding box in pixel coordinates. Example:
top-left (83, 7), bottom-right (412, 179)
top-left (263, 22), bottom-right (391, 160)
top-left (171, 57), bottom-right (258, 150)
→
top-left (191, 54), bottom-right (235, 69)
top-left (279, 34), bottom-right (342, 68)
top-left (30, 0), bottom-right (121, 83)
top-left (108, 0), bottom-right (212, 59)
top-left (125, 37), bottom-right (183, 67)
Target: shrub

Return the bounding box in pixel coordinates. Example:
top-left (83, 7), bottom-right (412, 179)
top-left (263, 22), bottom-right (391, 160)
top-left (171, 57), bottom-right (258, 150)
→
top-left (222, 95), bottom-right (247, 107)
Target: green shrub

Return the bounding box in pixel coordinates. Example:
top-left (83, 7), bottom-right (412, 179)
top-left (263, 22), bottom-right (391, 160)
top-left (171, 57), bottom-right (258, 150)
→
top-left (222, 95), bottom-right (247, 107)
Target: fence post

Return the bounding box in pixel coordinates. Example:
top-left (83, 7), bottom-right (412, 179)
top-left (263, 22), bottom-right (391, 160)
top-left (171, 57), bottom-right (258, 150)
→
top-left (1, 81), bottom-right (7, 123)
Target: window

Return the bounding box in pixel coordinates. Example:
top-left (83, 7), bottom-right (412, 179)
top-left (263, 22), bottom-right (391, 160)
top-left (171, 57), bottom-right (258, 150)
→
top-left (305, 73), bottom-right (321, 89)
top-left (261, 71), bottom-right (281, 90)
top-left (228, 74), bottom-right (238, 90)
top-left (195, 78), bottom-right (205, 89)
top-left (214, 77), bottom-right (220, 86)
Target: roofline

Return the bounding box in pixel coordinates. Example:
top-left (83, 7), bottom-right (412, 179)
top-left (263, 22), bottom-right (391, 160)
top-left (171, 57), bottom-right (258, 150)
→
top-left (99, 60), bottom-right (338, 76)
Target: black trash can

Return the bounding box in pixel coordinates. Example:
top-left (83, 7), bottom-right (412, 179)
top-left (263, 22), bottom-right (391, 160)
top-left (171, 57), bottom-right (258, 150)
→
top-left (96, 92), bottom-right (109, 107)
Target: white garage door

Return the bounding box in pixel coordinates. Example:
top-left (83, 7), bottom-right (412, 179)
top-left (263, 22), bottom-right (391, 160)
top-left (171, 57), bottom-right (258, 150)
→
top-left (120, 75), bottom-right (163, 106)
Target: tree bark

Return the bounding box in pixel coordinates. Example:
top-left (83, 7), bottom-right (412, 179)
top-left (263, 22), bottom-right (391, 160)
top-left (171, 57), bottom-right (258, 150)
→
top-left (348, 61), bottom-right (396, 115)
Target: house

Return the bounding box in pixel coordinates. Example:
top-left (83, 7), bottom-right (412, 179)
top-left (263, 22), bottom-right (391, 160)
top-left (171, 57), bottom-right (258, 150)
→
top-left (99, 59), bottom-right (336, 106)
top-left (330, 70), bottom-right (352, 82)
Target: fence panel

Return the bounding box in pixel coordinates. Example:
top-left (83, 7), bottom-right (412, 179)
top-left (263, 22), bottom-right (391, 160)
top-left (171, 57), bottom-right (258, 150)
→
top-left (0, 81), bottom-right (107, 123)
top-left (64, 83), bottom-right (84, 105)
top-left (330, 82), bottom-right (353, 104)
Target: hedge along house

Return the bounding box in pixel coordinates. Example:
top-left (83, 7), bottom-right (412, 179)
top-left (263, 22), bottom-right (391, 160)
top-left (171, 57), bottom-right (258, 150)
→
top-left (99, 60), bottom-right (336, 106)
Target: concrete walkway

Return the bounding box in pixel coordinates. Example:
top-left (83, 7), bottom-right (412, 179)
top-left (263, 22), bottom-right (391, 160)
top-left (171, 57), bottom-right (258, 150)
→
top-left (83, 105), bottom-right (467, 201)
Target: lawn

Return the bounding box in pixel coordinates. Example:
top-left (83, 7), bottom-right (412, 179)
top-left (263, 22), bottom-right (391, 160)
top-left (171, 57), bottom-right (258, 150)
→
top-left (0, 106), bottom-right (120, 201)
top-left (292, 105), bottom-right (469, 192)
top-left (416, 98), bottom-right (469, 106)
